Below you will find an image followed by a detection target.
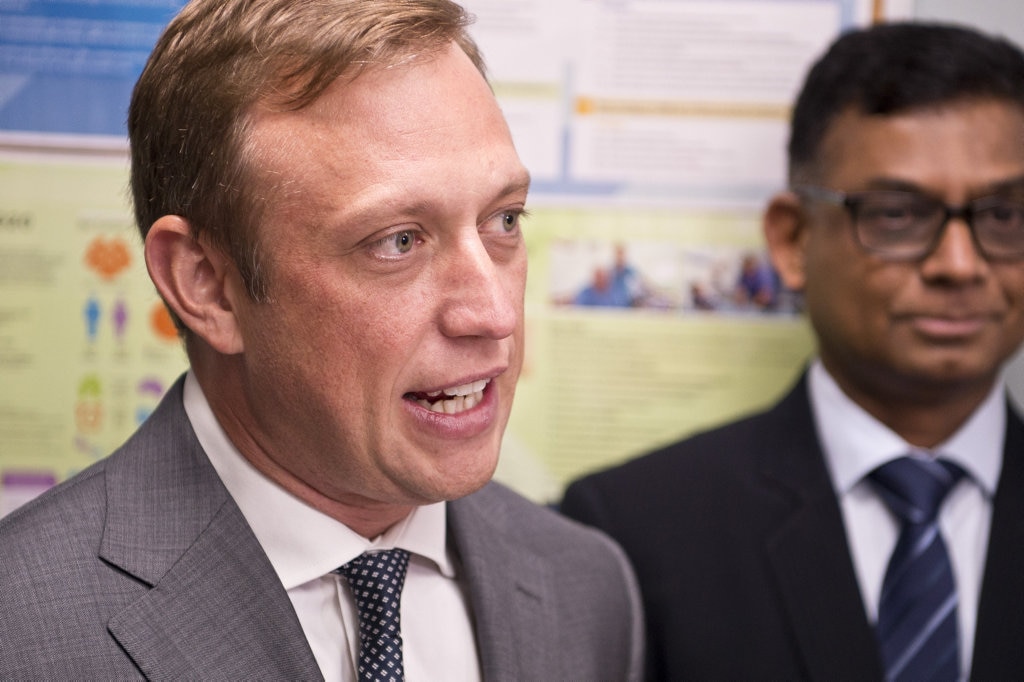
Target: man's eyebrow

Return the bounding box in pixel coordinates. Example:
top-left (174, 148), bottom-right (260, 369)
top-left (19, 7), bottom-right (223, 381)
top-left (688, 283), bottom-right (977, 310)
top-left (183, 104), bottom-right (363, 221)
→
top-left (860, 177), bottom-right (930, 193)
top-left (984, 174), bottom-right (1024, 194)
top-left (860, 174), bottom-right (1024, 197)
top-left (496, 172), bottom-right (532, 199)
top-left (340, 171), bottom-right (532, 226)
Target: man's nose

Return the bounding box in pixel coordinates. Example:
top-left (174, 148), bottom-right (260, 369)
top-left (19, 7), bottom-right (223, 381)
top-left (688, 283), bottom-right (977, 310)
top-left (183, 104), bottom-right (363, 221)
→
top-left (919, 217), bottom-right (989, 283)
top-left (437, 233), bottom-right (521, 340)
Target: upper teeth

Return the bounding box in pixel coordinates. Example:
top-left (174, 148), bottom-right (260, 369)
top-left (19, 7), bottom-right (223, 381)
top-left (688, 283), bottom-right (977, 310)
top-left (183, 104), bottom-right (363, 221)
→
top-left (416, 379), bottom-right (489, 414)
top-left (443, 379), bottom-right (487, 397)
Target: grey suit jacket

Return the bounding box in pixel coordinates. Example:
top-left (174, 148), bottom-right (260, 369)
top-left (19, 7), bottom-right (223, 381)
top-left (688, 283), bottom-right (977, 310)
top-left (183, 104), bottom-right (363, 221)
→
top-left (0, 376), bottom-right (644, 680)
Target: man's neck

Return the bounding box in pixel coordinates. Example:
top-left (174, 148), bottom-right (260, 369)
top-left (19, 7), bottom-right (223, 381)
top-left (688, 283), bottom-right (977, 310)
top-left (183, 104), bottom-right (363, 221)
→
top-left (821, 361), bottom-right (999, 449)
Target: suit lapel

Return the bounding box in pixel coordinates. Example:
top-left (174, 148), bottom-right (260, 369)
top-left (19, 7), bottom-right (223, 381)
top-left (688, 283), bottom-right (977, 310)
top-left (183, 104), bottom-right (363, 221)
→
top-left (448, 485), bottom-right (555, 681)
top-left (107, 501), bottom-right (321, 680)
top-left (970, 403), bottom-right (1024, 679)
top-left (99, 378), bottom-right (322, 680)
top-left (760, 378), bottom-right (883, 681)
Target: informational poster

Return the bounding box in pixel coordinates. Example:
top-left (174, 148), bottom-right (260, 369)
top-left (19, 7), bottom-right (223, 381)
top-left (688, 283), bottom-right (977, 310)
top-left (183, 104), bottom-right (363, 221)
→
top-left (0, 1), bottom-right (183, 140)
top-left (0, 158), bottom-right (187, 515)
top-left (473, 0), bottom-right (853, 200)
top-left (1, 0), bottom-right (882, 512)
top-left (476, 0), bottom-right (867, 499)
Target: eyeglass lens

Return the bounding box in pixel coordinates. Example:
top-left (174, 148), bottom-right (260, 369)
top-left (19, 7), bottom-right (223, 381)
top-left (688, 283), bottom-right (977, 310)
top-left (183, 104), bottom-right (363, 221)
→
top-left (850, 191), bottom-right (1024, 259)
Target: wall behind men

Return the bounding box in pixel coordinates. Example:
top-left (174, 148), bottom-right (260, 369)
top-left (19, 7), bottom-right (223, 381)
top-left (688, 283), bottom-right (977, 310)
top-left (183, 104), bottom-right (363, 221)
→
top-left (0, 1), bottom-right (1020, 513)
top-left (916, 0), bottom-right (1024, 46)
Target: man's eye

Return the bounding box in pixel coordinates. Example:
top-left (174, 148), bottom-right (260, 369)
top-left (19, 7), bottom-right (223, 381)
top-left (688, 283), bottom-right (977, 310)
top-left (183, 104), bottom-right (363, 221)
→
top-left (370, 229), bottom-right (419, 258)
top-left (483, 209), bottom-right (525, 237)
top-left (985, 202), bottom-right (1024, 225)
top-left (501, 211), bottom-right (519, 232)
top-left (862, 201), bottom-right (930, 227)
top-left (392, 231), bottom-right (415, 253)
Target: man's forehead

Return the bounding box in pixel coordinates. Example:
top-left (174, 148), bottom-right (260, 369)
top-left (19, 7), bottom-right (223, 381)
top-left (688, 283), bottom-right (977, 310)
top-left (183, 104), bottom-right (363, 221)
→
top-left (816, 101), bottom-right (1024, 178)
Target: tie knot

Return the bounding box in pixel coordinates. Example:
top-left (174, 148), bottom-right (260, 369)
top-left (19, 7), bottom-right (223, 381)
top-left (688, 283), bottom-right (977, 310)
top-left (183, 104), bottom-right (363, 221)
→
top-left (338, 548), bottom-right (411, 599)
top-left (869, 456), bottom-right (964, 525)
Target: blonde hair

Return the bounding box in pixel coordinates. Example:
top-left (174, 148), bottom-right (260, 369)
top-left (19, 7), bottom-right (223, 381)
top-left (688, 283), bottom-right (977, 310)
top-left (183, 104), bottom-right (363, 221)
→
top-left (129, 0), bottom-right (483, 303)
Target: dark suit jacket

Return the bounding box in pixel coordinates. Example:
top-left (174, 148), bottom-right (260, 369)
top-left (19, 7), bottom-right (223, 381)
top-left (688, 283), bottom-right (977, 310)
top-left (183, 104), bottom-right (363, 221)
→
top-left (561, 374), bottom-right (1024, 681)
top-left (0, 375), bottom-right (644, 680)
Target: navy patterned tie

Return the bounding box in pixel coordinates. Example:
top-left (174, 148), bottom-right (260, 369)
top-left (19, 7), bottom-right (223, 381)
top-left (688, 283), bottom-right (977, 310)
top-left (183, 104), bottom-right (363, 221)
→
top-left (869, 457), bottom-right (965, 682)
top-left (337, 549), bottom-right (411, 682)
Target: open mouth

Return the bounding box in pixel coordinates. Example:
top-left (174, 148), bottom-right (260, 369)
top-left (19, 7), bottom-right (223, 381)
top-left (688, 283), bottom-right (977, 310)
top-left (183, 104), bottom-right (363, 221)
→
top-left (406, 379), bottom-right (489, 414)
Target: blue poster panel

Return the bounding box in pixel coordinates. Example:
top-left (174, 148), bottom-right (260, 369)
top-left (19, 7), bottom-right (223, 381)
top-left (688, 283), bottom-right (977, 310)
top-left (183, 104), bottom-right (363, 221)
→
top-left (0, 1), bottom-right (187, 137)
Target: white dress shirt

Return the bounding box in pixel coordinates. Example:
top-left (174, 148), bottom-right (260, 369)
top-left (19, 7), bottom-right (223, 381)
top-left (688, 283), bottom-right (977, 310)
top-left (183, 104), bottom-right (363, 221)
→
top-left (183, 372), bottom-right (482, 681)
top-left (808, 361), bottom-right (1004, 677)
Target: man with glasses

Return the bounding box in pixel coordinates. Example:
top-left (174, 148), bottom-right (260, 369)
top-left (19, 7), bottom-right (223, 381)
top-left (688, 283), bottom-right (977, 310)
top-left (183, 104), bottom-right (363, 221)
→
top-left (563, 22), bottom-right (1024, 680)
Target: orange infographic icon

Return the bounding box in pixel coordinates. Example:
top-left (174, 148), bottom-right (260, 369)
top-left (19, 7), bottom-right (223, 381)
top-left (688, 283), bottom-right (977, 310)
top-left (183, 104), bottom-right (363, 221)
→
top-left (84, 236), bottom-right (132, 280)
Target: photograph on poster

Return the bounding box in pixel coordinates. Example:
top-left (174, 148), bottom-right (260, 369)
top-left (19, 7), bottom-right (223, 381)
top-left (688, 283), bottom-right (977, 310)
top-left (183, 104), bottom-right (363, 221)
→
top-left (549, 239), bottom-right (803, 316)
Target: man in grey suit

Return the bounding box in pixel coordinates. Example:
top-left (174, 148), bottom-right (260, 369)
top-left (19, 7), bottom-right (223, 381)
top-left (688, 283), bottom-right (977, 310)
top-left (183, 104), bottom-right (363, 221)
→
top-left (0, 1), bottom-right (644, 679)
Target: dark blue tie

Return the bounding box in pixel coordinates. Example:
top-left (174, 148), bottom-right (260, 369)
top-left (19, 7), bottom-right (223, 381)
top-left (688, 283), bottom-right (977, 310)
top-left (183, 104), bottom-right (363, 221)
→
top-left (869, 457), bottom-right (965, 682)
top-left (337, 549), bottom-right (410, 682)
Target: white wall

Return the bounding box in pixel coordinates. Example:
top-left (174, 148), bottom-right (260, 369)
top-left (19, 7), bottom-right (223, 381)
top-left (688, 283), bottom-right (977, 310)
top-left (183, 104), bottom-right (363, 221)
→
top-left (914, 0), bottom-right (1024, 48)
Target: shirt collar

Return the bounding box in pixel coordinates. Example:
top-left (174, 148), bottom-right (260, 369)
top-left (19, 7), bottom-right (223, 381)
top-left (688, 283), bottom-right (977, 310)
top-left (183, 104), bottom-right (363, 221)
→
top-left (181, 371), bottom-right (454, 590)
top-left (808, 360), bottom-right (1003, 498)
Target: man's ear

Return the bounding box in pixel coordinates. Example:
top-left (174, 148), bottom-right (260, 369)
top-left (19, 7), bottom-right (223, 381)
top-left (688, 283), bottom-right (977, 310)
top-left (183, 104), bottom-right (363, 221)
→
top-left (144, 215), bottom-right (245, 354)
top-left (763, 190), bottom-right (809, 292)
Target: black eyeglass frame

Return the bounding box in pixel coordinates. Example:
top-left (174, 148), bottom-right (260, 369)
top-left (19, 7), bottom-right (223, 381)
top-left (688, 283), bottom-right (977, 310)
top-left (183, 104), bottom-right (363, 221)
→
top-left (792, 185), bottom-right (1024, 262)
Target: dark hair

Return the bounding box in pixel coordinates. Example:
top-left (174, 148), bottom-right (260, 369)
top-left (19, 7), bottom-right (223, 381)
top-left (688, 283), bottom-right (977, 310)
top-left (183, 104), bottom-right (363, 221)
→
top-left (128, 0), bottom-right (484, 308)
top-left (788, 22), bottom-right (1024, 181)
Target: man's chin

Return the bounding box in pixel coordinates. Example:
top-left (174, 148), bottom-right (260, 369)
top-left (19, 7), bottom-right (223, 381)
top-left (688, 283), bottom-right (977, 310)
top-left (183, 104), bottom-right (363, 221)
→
top-left (416, 458), bottom-right (500, 504)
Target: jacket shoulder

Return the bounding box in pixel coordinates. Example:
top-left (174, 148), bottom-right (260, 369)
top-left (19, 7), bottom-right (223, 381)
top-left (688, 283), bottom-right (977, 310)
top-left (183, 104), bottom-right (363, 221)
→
top-left (453, 482), bottom-right (645, 681)
top-left (466, 480), bottom-right (629, 555)
top-left (0, 457), bottom-right (109, 561)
